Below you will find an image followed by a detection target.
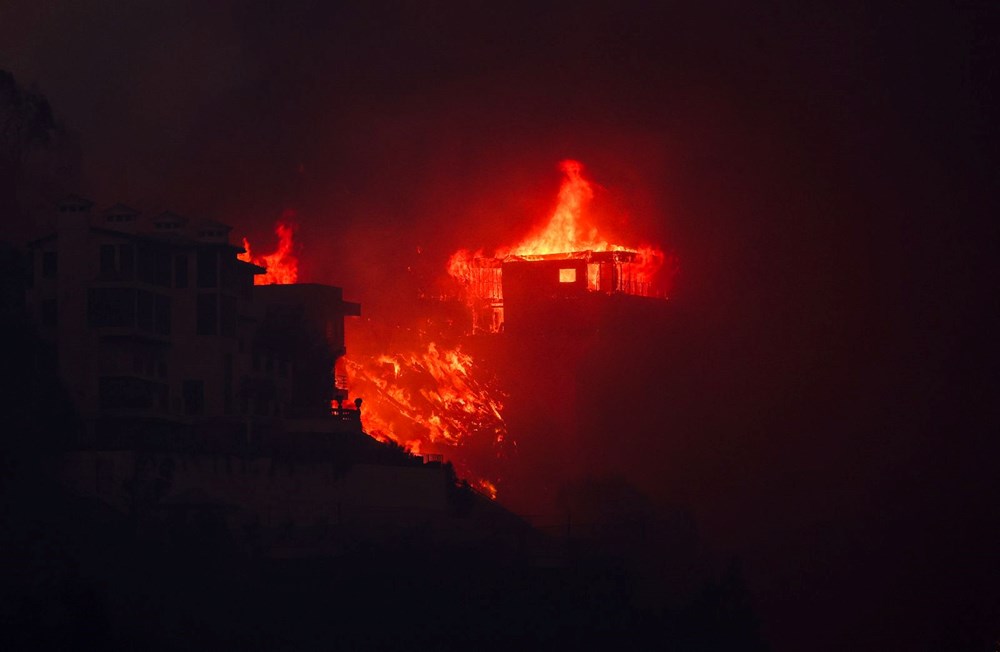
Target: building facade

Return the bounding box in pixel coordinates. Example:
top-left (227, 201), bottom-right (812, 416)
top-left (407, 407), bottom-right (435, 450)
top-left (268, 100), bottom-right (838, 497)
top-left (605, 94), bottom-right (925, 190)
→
top-left (24, 196), bottom-right (360, 436)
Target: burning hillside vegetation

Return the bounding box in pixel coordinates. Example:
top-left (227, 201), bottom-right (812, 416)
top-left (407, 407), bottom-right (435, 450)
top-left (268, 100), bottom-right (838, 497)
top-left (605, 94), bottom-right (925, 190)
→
top-left (238, 160), bottom-right (673, 500)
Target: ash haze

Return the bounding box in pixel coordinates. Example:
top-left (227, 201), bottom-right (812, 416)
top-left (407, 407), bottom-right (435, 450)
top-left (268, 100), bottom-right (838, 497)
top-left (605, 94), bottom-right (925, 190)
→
top-left (1, 1), bottom-right (997, 650)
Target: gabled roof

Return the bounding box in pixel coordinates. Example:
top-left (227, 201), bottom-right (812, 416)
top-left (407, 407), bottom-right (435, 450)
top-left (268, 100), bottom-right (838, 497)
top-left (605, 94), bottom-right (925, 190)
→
top-left (57, 194), bottom-right (94, 210)
top-left (193, 218), bottom-right (233, 232)
top-left (104, 203), bottom-right (140, 216)
top-left (152, 210), bottom-right (187, 225)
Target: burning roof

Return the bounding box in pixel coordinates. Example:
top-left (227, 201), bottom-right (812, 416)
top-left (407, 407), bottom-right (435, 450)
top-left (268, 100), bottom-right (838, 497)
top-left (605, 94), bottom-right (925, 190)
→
top-left (448, 159), bottom-right (673, 333)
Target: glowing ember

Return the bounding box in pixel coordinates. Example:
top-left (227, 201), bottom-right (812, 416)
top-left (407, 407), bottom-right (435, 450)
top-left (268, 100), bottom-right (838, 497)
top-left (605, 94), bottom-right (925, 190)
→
top-left (344, 340), bottom-right (507, 459)
top-left (237, 210), bottom-right (299, 285)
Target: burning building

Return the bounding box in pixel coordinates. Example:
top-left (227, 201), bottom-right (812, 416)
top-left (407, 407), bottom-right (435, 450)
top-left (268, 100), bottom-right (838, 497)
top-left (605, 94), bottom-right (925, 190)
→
top-left (447, 160), bottom-right (671, 335)
top-left (23, 196), bottom-right (360, 441)
top-left (20, 195), bottom-right (529, 557)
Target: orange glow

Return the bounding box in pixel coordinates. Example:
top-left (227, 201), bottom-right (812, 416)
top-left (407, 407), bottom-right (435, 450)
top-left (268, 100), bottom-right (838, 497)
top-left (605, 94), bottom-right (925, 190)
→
top-left (448, 160), bottom-right (672, 332)
top-left (504, 159), bottom-right (600, 257)
top-left (242, 218), bottom-right (504, 498)
top-left (473, 479), bottom-right (498, 500)
top-left (344, 342), bottom-right (506, 454)
top-left (237, 211), bottom-right (299, 285)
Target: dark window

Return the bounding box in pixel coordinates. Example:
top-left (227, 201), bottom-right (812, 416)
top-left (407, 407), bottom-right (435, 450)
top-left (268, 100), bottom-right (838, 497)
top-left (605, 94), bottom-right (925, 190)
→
top-left (100, 245), bottom-right (116, 275)
top-left (223, 354), bottom-right (233, 415)
top-left (154, 249), bottom-right (171, 287)
top-left (87, 288), bottom-right (135, 328)
top-left (154, 294), bottom-right (171, 335)
top-left (220, 294), bottom-right (236, 337)
top-left (42, 251), bottom-right (57, 278)
top-left (137, 245), bottom-right (154, 284)
top-left (196, 293), bottom-right (217, 335)
top-left (118, 245), bottom-right (134, 279)
top-left (182, 380), bottom-right (204, 415)
top-left (137, 290), bottom-right (154, 331)
top-left (174, 255), bottom-right (188, 288)
top-left (100, 376), bottom-right (155, 410)
top-left (24, 251), bottom-right (33, 288)
top-left (197, 250), bottom-right (217, 288)
top-left (157, 360), bottom-right (167, 378)
top-left (41, 299), bottom-right (57, 327)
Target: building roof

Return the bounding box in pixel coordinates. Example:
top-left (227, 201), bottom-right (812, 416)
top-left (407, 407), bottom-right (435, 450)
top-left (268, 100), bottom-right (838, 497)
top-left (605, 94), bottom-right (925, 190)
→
top-left (103, 203), bottom-right (140, 216)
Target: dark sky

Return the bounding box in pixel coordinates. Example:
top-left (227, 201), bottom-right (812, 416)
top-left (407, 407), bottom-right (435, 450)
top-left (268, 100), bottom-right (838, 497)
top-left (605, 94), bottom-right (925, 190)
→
top-left (2, 1), bottom-right (997, 650)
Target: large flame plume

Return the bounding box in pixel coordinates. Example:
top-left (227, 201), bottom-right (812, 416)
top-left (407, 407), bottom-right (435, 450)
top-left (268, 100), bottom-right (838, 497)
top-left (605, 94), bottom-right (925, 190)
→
top-left (448, 159), bottom-right (673, 333)
top-left (237, 210), bottom-right (299, 285)
top-left (455, 159), bottom-right (667, 277)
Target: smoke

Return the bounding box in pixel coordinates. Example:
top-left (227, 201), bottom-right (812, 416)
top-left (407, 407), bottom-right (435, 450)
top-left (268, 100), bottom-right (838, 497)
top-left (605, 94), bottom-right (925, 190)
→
top-left (2, 2), bottom-right (996, 649)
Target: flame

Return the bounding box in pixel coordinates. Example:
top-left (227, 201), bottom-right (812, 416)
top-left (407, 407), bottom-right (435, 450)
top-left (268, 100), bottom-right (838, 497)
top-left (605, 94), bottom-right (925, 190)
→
top-left (473, 479), bottom-right (498, 500)
top-left (505, 160), bottom-right (600, 256)
top-left (501, 160), bottom-right (665, 267)
top-left (237, 211), bottom-right (299, 285)
top-left (346, 341), bottom-right (508, 499)
top-left (447, 160), bottom-right (673, 333)
top-left (345, 341), bottom-right (507, 457)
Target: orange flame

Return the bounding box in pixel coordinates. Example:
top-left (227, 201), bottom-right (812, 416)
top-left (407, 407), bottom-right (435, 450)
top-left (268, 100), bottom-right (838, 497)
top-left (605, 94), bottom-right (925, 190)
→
top-left (237, 211), bottom-right (299, 285)
top-left (447, 160), bottom-right (673, 333)
top-left (505, 160), bottom-right (600, 256)
top-left (342, 332), bottom-right (508, 498)
top-left (345, 342), bottom-right (507, 453)
top-left (241, 218), bottom-right (503, 498)
top-left (451, 159), bottom-right (669, 289)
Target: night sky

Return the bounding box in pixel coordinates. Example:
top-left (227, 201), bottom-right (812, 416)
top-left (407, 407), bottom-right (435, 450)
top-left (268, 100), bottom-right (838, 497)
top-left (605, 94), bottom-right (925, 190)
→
top-left (2, 1), bottom-right (997, 649)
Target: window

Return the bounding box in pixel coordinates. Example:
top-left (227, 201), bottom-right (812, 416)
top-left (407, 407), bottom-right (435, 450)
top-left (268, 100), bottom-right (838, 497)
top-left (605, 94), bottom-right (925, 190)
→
top-left (100, 245), bottom-right (116, 275)
top-left (137, 290), bottom-right (154, 331)
top-left (42, 251), bottom-right (57, 278)
top-left (220, 294), bottom-right (236, 337)
top-left (559, 268), bottom-right (577, 283)
top-left (223, 354), bottom-right (233, 415)
top-left (137, 245), bottom-right (154, 284)
top-left (119, 245), bottom-right (134, 279)
top-left (174, 255), bottom-right (188, 288)
top-left (88, 288), bottom-right (135, 328)
top-left (182, 380), bottom-right (204, 415)
top-left (197, 250), bottom-right (218, 288)
top-left (137, 245), bottom-right (171, 287)
top-left (196, 293), bottom-right (217, 335)
top-left (41, 299), bottom-right (57, 327)
top-left (100, 376), bottom-right (155, 410)
top-left (153, 249), bottom-right (171, 287)
top-left (154, 294), bottom-right (171, 335)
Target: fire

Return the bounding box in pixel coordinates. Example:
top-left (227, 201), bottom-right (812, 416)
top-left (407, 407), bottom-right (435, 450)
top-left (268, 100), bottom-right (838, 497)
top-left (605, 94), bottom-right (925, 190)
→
top-left (344, 340), bottom-right (507, 460)
top-left (447, 159), bottom-right (673, 332)
top-left (241, 217), bottom-right (506, 498)
top-left (237, 211), bottom-right (299, 285)
top-left (237, 160), bottom-right (671, 501)
top-left (504, 159), bottom-right (600, 256)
